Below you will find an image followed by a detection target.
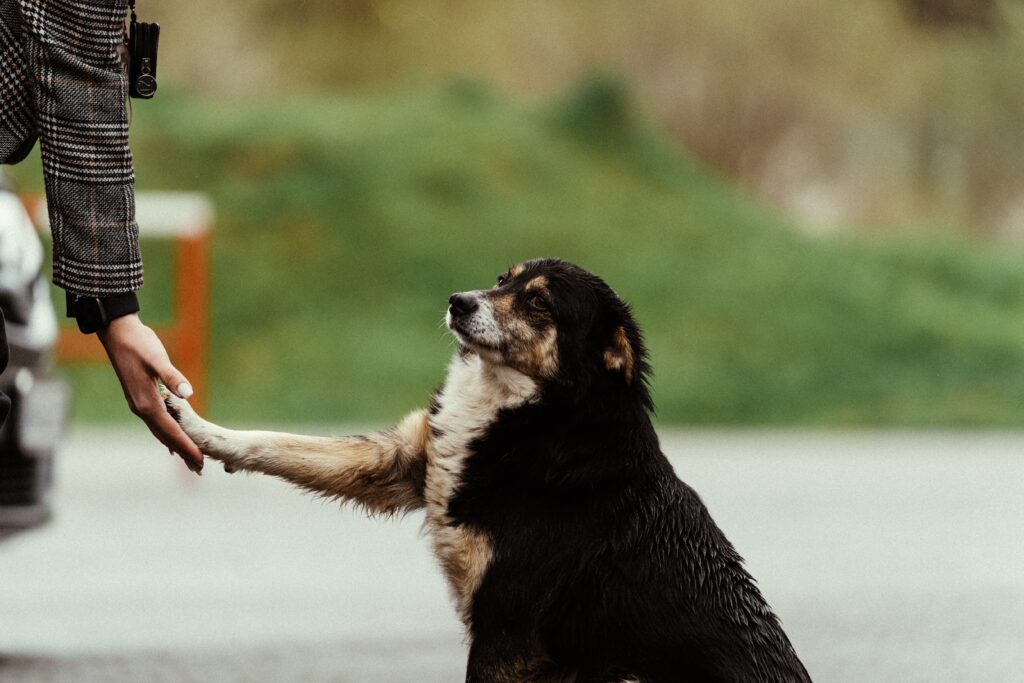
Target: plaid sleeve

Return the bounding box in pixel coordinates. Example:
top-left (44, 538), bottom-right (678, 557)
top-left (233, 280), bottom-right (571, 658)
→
top-left (0, 0), bottom-right (38, 164)
top-left (19, 0), bottom-right (143, 297)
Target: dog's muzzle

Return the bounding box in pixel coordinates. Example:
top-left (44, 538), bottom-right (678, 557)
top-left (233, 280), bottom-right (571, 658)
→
top-left (448, 292), bottom-right (479, 318)
top-left (446, 291), bottom-right (502, 352)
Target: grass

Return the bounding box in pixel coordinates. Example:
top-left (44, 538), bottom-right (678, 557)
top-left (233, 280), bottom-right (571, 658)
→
top-left (12, 78), bottom-right (1024, 425)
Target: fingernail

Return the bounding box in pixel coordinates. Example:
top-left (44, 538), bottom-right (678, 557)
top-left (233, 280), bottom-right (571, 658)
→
top-left (176, 382), bottom-right (193, 399)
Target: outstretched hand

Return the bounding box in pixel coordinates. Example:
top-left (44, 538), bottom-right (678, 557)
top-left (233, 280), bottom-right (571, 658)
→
top-left (98, 313), bottom-right (204, 474)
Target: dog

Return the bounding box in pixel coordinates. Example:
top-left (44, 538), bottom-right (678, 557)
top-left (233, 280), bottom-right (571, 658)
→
top-left (163, 258), bottom-right (811, 682)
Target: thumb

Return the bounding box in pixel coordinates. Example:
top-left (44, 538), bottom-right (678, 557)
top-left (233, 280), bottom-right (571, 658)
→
top-left (159, 363), bottom-right (194, 400)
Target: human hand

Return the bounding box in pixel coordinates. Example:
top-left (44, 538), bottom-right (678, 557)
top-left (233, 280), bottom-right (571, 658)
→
top-left (98, 313), bottom-right (204, 474)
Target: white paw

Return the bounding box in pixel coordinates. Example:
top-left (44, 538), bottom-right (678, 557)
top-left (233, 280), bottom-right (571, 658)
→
top-left (160, 385), bottom-right (202, 434)
top-left (160, 385), bottom-right (241, 473)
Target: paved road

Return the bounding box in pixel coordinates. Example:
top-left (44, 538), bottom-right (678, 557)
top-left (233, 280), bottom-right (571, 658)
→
top-left (1, 427), bottom-right (1023, 682)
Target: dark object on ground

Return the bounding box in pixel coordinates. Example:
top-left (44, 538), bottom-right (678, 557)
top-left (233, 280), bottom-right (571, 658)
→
top-left (0, 184), bottom-right (69, 538)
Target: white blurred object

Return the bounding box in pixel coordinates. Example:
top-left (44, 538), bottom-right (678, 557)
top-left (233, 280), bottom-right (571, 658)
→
top-left (13, 278), bottom-right (59, 354)
top-left (0, 188), bottom-right (44, 294)
top-left (0, 187), bottom-right (56, 350)
top-left (30, 190), bottom-right (214, 238)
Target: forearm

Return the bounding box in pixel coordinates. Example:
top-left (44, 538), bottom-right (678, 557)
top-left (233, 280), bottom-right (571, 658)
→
top-left (20, 0), bottom-right (142, 297)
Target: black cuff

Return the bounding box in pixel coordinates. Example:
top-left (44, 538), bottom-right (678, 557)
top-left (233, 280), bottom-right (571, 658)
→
top-left (66, 291), bottom-right (140, 334)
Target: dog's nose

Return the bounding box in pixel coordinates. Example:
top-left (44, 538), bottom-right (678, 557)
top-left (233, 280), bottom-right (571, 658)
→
top-left (448, 293), bottom-right (479, 317)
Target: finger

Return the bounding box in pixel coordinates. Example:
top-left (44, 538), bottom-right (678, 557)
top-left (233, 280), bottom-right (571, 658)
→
top-left (157, 362), bottom-right (193, 400)
top-left (145, 408), bottom-right (205, 474)
top-left (144, 421), bottom-right (200, 474)
top-left (135, 383), bottom-right (203, 471)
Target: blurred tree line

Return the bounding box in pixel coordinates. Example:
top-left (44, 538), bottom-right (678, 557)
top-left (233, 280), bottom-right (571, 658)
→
top-left (153, 0), bottom-right (1024, 238)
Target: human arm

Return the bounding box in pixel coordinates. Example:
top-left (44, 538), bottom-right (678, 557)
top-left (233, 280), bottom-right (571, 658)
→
top-left (19, 1), bottom-right (202, 471)
top-left (20, 0), bottom-right (143, 296)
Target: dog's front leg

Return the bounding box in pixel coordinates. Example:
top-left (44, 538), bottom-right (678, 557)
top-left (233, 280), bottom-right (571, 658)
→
top-left (162, 390), bottom-right (430, 515)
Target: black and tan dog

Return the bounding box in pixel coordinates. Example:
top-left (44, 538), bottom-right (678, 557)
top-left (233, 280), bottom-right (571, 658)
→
top-left (163, 258), bottom-right (810, 682)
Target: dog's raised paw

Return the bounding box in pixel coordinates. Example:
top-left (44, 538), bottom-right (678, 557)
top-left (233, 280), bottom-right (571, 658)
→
top-left (159, 385), bottom-right (202, 436)
top-left (159, 384), bottom-right (187, 423)
top-left (164, 399), bottom-right (182, 424)
top-left (156, 389), bottom-right (233, 469)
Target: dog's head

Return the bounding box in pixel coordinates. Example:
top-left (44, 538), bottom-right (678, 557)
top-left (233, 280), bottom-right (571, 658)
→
top-left (446, 258), bottom-right (650, 403)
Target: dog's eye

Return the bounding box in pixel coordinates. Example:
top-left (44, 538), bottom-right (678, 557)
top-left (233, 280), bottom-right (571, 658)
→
top-left (496, 275), bottom-right (506, 286)
top-left (528, 294), bottom-right (548, 311)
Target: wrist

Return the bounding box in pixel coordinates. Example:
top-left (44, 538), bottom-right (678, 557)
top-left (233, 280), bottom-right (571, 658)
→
top-left (66, 291), bottom-right (140, 334)
top-left (97, 313), bottom-right (144, 351)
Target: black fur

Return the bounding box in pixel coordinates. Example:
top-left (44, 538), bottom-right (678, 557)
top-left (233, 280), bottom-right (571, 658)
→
top-left (451, 259), bottom-right (810, 682)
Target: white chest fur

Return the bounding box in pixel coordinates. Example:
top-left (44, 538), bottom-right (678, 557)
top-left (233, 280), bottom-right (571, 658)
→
top-left (423, 352), bottom-right (537, 623)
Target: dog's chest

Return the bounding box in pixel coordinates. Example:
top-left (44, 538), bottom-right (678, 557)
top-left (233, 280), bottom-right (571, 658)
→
top-left (422, 353), bottom-right (536, 621)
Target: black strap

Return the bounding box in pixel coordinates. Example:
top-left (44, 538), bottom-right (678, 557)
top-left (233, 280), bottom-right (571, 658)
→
top-left (66, 291), bottom-right (140, 334)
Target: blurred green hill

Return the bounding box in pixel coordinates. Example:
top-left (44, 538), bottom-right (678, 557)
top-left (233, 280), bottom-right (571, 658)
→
top-left (17, 80), bottom-right (1024, 425)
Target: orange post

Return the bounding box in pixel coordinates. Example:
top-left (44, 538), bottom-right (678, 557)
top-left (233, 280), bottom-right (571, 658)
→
top-left (173, 232), bottom-right (210, 413)
top-left (32, 193), bottom-right (213, 414)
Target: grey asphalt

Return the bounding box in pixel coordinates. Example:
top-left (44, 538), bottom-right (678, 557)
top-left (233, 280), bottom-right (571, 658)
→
top-left (1, 427), bottom-right (1023, 682)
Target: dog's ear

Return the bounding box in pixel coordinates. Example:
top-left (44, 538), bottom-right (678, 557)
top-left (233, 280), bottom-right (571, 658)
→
top-left (603, 325), bottom-right (634, 383)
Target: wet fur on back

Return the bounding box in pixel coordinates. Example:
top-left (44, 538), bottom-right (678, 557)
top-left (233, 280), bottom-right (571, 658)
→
top-left (164, 258), bottom-right (810, 682)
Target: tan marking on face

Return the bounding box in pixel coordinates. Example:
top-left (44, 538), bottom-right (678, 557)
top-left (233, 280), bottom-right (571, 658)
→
top-left (524, 275), bottom-right (548, 293)
top-left (604, 325), bottom-right (635, 383)
top-left (486, 277), bottom-right (559, 378)
top-left (491, 291), bottom-right (515, 318)
top-left (509, 263), bottom-right (526, 279)
top-left (513, 325), bottom-right (558, 378)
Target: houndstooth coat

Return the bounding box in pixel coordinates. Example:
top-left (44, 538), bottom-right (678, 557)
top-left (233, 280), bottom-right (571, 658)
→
top-left (0, 0), bottom-right (142, 297)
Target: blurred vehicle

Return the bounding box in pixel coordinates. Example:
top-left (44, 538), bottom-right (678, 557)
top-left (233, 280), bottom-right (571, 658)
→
top-left (0, 172), bottom-right (69, 540)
